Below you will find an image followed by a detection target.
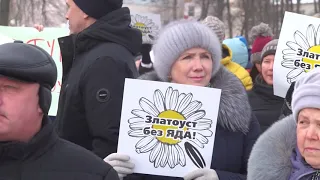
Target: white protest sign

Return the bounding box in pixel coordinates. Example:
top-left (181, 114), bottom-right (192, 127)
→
top-left (117, 79), bottom-right (220, 177)
top-left (0, 26), bottom-right (68, 116)
top-left (130, 12), bottom-right (161, 44)
top-left (274, 12), bottom-right (320, 97)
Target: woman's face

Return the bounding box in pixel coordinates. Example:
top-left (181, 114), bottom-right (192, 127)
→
top-left (170, 48), bottom-right (213, 87)
top-left (261, 55), bottom-right (274, 85)
top-left (297, 108), bottom-right (320, 169)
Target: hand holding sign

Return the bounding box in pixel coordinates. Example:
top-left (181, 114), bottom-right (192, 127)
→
top-left (117, 79), bottom-right (220, 177)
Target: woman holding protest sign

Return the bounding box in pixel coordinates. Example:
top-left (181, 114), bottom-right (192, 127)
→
top-left (104, 20), bottom-right (260, 180)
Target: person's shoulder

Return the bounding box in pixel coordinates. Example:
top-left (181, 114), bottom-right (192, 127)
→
top-left (45, 138), bottom-right (114, 177)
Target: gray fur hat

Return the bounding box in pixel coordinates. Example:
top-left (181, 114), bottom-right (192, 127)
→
top-left (292, 68), bottom-right (320, 122)
top-left (152, 20), bottom-right (222, 82)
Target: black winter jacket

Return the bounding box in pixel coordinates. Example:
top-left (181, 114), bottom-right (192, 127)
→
top-left (54, 7), bottom-right (142, 158)
top-left (248, 75), bottom-right (284, 133)
top-left (0, 116), bottom-right (119, 180)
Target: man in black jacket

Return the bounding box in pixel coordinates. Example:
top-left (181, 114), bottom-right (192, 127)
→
top-left (54, 0), bottom-right (142, 159)
top-left (0, 42), bottom-right (119, 180)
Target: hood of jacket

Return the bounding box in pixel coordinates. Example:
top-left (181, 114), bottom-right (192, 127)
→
top-left (247, 115), bottom-right (297, 180)
top-left (139, 66), bottom-right (252, 134)
top-left (75, 7), bottom-right (142, 55)
top-left (223, 38), bottom-right (249, 68)
top-left (221, 44), bottom-right (232, 65)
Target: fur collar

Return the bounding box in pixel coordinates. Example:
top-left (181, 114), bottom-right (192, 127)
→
top-left (247, 115), bottom-right (296, 180)
top-left (139, 67), bottom-right (252, 134)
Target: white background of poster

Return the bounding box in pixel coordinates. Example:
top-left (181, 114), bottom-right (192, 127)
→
top-left (274, 12), bottom-right (320, 97)
top-left (130, 12), bottom-right (161, 44)
top-left (117, 79), bottom-right (221, 177)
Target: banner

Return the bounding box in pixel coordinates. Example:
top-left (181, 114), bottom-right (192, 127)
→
top-left (0, 26), bottom-right (69, 116)
top-left (117, 79), bottom-right (220, 177)
top-left (130, 12), bottom-right (161, 44)
top-left (274, 12), bottom-right (320, 97)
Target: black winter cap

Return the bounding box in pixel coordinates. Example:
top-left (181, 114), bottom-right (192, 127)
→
top-left (74, 0), bottom-right (123, 19)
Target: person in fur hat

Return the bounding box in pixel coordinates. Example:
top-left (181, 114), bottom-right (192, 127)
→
top-left (104, 20), bottom-right (260, 180)
top-left (247, 68), bottom-right (320, 180)
top-left (249, 23), bottom-right (273, 82)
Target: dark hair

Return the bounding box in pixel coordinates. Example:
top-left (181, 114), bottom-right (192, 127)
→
top-left (250, 65), bottom-right (260, 83)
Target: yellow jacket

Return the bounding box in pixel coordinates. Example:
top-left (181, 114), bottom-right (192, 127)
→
top-left (221, 44), bottom-right (253, 90)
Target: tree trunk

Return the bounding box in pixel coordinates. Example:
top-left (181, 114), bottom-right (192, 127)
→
top-left (314, 0), bottom-right (318, 13)
top-left (200, 0), bottom-right (210, 20)
top-left (0, 0), bottom-right (10, 25)
top-left (242, 0), bottom-right (249, 41)
top-left (173, 0), bottom-right (177, 20)
top-left (275, 0), bottom-right (280, 37)
top-left (226, 0), bottom-right (232, 38)
top-left (285, 0), bottom-right (289, 10)
top-left (296, 0), bottom-right (301, 13)
top-left (264, 0), bottom-right (270, 23)
top-left (318, 0), bottom-right (320, 14)
top-left (216, 0), bottom-right (224, 21)
top-left (290, 0), bottom-right (294, 12)
top-left (257, 0), bottom-right (263, 22)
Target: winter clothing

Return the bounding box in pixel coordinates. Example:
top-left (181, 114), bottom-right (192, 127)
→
top-left (184, 169), bottom-right (219, 180)
top-left (247, 115), bottom-right (320, 180)
top-left (74, 0), bottom-right (123, 19)
top-left (248, 75), bottom-right (284, 132)
top-left (236, 36), bottom-right (248, 47)
top-left (139, 43), bottom-right (153, 75)
top-left (0, 42), bottom-right (57, 114)
top-left (0, 116), bottom-right (119, 180)
top-left (289, 147), bottom-right (319, 180)
top-left (55, 7), bottom-right (142, 159)
top-left (124, 67), bottom-right (260, 180)
top-left (249, 23), bottom-right (273, 64)
top-left (201, 16), bottom-right (225, 43)
top-left (261, 39), bottom-right (278, 60)
top-left (292, 68), bottom-right (320, 122)
top-left (223, 38), bottom-right (249, 68)
top-left (221, 44), bottom-right (253, 90)
top-left (104, 153), bottom-right (134, 179)
top-left (279, 81), bottom-right (295, 119)
top-left (153, 20), bottom-right (222, 82)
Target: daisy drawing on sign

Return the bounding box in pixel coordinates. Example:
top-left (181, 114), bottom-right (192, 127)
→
top-left (282, 24), bottom-right (320, 83)
top-left (128, 87), bottom-right (213, 169)
top-left (131, 14), bottom-right (159, 44)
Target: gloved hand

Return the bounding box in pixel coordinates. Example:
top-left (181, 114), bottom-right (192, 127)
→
top-left (184, 169), bottom-right (219, 180)
top-left (104, 153), bottom-right (135, 179)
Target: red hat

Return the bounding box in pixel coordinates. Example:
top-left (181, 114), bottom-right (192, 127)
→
top-left (249, 23), bottom-right (273, 64)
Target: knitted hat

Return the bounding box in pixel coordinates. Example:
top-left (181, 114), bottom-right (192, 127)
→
top-left (261, 39), bottom-right (278, 60)
top-left (74, 0), bottom-right (123, 19)
top-left (201, 16), bottom-right (225, 43)
top-left (249, 23), bottom-right (273, 64)
top-left (153, 20), bottom-right (222, 82)
top-left (292, 68), bottom-right (320, 122)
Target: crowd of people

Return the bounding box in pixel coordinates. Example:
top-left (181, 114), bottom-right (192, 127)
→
top-left (1, 0), bottom-right (320, 179)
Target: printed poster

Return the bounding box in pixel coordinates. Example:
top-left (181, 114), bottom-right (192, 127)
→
top-left (0, 26), bottom-right (69, 116)
top-left (274, 12), bottom-right (320, 97)
top-left (130, 12), bottom-right (161, 44)
top-left (117, 79), bottom-right (221, 177)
